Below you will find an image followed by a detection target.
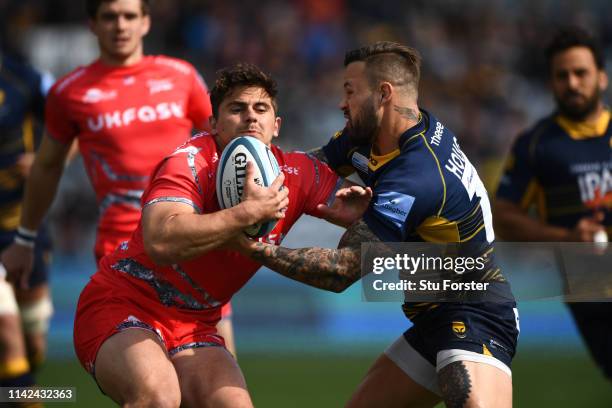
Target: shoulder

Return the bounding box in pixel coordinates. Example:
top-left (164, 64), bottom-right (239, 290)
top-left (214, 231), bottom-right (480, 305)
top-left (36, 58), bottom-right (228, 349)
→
top-left (515, 115), bottom-right (557, 146)
top-left (150, 55), bottom-right (196, 77)
top-left (49, 63), bottom-right (94, 97)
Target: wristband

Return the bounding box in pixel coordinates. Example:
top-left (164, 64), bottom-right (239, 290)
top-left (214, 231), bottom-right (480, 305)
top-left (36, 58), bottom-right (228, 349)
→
top-left (17, 226), bottom-right (38, 239)
top-left (14, 226), bottom-right (37, 248)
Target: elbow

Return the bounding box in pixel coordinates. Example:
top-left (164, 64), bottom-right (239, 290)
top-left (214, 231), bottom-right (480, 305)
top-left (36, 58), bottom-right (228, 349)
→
top-left (143, 236), bottom-right (174, 266)
top-left (330, 273), bottom-right (358, 293)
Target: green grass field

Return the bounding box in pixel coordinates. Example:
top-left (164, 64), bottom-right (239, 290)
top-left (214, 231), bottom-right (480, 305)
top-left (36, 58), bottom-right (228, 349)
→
top-left (37, 350), bottom-right (612, 407)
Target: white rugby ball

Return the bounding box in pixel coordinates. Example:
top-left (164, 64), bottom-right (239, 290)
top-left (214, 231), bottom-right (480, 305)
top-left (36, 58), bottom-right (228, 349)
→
top-left (216, 136), bottom-right (281, 238)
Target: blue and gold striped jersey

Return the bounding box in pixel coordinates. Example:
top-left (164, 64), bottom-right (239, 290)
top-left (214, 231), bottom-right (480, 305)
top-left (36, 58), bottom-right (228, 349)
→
top-left (323, 109), bottom-right (513, 318)
top-left (497, 110), bottom-right (612, 231)
top-left (324, 109), bottom-right (497, 244)
top-left (0, 53), bottom-right (51, 232)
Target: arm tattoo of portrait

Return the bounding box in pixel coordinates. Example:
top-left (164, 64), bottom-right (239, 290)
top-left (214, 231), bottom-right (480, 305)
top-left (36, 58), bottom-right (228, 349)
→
top-left (306, 147), bottom-right (329, 165)
top-left (393, 105), bottom-right (419, 121)
top-left (250, 219), bottom-right (380, 292)
top-left (438, 361), bottom-right (473, 408)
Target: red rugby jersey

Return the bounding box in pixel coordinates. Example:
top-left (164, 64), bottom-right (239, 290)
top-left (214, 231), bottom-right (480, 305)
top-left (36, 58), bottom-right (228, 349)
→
top-left (98, 133), bottom-right (340, 311)
top-left (45, 56), bottom-right (212, 258)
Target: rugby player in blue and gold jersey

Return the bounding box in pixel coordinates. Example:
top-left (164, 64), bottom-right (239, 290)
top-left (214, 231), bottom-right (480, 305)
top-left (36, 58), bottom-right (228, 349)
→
top-left (232, 42), bottom-right (519, 407)
top-left (0, 49), bottom-right (54, 393)
top-left (495, 27), bottom-right (612, 381)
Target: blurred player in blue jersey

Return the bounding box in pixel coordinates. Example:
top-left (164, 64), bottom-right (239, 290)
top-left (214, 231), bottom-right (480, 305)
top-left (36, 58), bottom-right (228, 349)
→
top-left (0, 49), bottom-right (54, 393)
top-left (232, 41), bottom-right (518, 407)
top-left (495, 27), bottom-right (612, 381)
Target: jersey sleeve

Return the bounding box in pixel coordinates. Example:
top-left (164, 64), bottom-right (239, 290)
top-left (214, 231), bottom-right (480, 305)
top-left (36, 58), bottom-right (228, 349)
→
top-left (186, 65), bottom-right (213, 132)
top-left (363, 161), bottom-right (441, 242)
top-left (295, 153), bottom-right (341, 217)
top-left (142, 147), bottom-right (208, 214)
top-left (321, 128), bottom-right (356, 177)
top-left (44, 85), bottom-right (77, 145)
top-left (495, 132), bottom-right (537, 206)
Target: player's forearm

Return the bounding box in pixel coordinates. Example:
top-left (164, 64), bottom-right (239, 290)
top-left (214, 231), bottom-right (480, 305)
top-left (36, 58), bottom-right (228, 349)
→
top-left (493, 199), bottom-right (570, 241)
top-left (19, 156), bottom-right (65, 231)
top-left (247, 242), bottom-right (360, 292)
top-left (144, 203), bottom-right (262, 264)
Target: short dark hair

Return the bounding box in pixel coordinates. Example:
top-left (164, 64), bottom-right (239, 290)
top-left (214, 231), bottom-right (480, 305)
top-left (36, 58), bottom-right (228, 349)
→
top-left (546, 26), bottom-right (605, 70)
top-left (210, 63), bottom-right (278, 119)
top-left (86, 0), bottom-right (151, 19)
top-left (344, 41), bottom-right (421, 94)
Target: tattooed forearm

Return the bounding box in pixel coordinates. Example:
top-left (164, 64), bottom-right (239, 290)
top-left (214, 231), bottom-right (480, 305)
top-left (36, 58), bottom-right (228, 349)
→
top-left (393, 105), bottom-right (419, 121)
top-left (250, 243), bottom-right (360, 292)
top-left (438, 362), bottom-right (473, 408)
top-left (249, 220), bottom-right (380, 292)
top-left (307, 147), bottom-right (329, 165)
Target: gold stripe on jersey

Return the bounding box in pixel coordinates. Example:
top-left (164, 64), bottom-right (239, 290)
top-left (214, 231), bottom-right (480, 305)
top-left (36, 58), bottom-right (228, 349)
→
top-left (368, 148), bottom-right (400, 171)
top-left (22, 114), bottom-right (35, 152)
top-left (416, 216), bottom-right (460, 242)
top-left (0, 202), bottom-right (21, 231)
top-left (555, 110), bottom-right (610, 140)
top-left (0, 166), bottom-right (21, 190)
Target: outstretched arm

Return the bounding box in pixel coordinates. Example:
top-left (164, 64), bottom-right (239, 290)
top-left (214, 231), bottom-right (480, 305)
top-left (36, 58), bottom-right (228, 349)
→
top-left (237, 219), bottom-right (380, 292)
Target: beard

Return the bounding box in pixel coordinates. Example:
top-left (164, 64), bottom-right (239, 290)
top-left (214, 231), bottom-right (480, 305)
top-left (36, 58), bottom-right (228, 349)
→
top-left (347, 97), bottom-right (380, 146)
top-left (555, 87), bottom-right (602, 121)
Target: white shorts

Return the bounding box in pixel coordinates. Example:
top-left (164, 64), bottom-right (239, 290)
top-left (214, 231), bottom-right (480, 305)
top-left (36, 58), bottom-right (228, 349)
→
top-left (384, 335), bottom-right (512, 396)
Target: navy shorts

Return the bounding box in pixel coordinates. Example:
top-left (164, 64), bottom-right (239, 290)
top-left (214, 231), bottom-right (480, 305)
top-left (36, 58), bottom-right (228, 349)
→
top-left (404, 300), bottom-right (519, 370)
top-left (0, 226), bottom-right (51, 288)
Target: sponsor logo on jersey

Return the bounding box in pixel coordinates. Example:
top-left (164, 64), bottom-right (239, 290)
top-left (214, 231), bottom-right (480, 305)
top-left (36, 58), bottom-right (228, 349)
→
top-left (351, 152), bottom-right (370, 173)
top-left (147, 79), bottom-right (174, 95)
top-left (280, 164), bottom-right (299, 175)
top-left (86, 102), bottom-right (185, 132)
top-left (452, 321), bottom-right (467, 338)
top-left (123, 76), bottom-right (135, 85)
top-left (372, 191), bottom-right (414, 229)
top-left (82, 88), bottom-right (117, 103)
top-left (577, 164), bottom-right (612, 208)
top-left (430, 121), bottom-right (444, 147)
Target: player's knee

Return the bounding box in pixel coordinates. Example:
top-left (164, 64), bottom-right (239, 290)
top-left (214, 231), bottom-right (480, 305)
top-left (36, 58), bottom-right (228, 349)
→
top-left (20, 296), bottom-right (53, 336)
top-left (122, 380), bottom-right (181, 408)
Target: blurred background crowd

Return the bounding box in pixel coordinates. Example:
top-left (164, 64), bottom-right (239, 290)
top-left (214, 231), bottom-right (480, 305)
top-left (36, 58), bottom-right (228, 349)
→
top-left (1, 1), bottom-right (612, 404)
top-left (2, 0), bottom-right (612, 252)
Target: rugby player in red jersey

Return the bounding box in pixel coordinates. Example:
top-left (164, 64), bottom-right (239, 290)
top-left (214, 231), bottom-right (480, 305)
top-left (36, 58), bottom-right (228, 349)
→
top-left (1, 0), bottom-right (236, 354)
top-left (72, 63), bottom-right (367, 406)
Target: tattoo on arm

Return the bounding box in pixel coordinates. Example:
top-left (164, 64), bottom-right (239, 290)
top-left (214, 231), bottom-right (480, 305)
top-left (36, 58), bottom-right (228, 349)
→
top-left (438, 361), bottom-right (473, 408)
top-left (307, 147), bottom-right (329, 165)
top-left (393, 105), bottom-right (419, 121)
top-left (250, 220), bottom-right (380, 292)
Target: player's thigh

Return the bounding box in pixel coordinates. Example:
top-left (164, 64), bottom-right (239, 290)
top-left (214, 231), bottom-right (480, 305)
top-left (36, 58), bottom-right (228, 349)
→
top-left (346, 353), bottom-right (440, 408)
top-left (95, 328), bottom-right (181, 407)
top-left (216, 317), bottom-right (236, 358)
top-left (171, 345), bottom-right (252, 408)
top-left (438, 360), bottom-right (511, 408)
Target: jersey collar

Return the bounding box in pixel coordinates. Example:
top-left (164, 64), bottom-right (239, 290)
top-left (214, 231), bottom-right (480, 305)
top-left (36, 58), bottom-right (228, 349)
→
top-left (555, 108), bottom-right (611, 140)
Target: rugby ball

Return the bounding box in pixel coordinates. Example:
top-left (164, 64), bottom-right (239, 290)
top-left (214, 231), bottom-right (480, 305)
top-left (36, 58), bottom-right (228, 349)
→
top-left (216, 136), bottom-right (281, 238)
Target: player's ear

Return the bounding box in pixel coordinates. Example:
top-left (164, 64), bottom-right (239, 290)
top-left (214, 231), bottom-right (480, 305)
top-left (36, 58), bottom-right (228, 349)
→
top-left (209, 116), bottom-right (217, 134)
top-left (379, 82), bottom-right (393, 105)
top-left (598, 70), bottom-right (608, 92)
top-left (273, 117), bottom-right (281, 138)
top-left (141, 14), bottom-right (151, 36)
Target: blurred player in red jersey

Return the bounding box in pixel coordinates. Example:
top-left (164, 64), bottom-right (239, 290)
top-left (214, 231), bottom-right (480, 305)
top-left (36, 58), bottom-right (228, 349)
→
top-left (72, 63), bottom-right (368, 406)
top-left (0, 0), bottom-right (238, 355)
